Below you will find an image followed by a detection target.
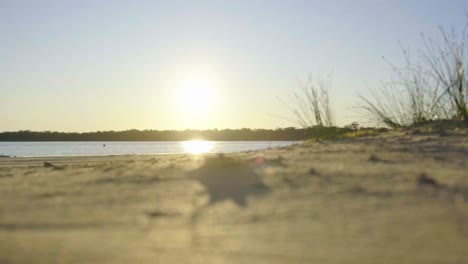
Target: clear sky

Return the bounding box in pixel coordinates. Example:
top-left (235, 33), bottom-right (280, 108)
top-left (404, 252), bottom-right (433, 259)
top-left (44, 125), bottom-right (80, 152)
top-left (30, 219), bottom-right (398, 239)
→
top-left (1, 0), bottom-right (467, 131)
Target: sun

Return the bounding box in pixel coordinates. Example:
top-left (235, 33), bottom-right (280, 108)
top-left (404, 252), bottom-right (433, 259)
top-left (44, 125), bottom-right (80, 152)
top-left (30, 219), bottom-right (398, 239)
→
top-left (177, 74), bottom-right (216, 116)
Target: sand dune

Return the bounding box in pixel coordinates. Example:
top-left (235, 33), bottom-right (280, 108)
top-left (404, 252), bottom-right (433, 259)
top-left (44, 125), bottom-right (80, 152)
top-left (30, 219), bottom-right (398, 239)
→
top-left (0, 127), bottom-right (467, 263)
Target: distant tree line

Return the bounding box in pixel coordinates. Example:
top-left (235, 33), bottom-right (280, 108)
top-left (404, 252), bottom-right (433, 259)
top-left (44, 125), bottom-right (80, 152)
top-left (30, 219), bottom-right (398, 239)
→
top-left (0, 126), bottom-right (381, 141)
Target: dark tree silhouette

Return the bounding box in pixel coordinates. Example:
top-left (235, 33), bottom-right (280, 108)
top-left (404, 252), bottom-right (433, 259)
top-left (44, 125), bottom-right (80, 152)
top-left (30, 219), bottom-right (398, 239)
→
top-left (0, 126), bottom-right (371, 141)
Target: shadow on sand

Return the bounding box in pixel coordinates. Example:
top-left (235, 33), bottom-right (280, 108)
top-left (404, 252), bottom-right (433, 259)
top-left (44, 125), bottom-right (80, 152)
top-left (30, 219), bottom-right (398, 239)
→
top-left (188, 154), bottom-right (269, 207)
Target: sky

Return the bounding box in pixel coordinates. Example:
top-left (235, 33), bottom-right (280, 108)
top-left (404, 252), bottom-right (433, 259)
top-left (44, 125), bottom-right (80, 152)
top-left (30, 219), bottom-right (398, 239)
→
top-left (1, 0), bottom-right (467, 132)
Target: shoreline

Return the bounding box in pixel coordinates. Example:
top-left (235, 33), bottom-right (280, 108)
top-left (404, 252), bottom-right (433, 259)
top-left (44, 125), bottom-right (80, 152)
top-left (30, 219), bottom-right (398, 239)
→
top-left (0, 140), bottom-right (301, 159)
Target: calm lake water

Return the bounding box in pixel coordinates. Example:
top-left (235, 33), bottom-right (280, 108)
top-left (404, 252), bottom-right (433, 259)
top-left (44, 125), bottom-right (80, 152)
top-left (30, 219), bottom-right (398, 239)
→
top-left (0, 141), bottom-right (299, 157)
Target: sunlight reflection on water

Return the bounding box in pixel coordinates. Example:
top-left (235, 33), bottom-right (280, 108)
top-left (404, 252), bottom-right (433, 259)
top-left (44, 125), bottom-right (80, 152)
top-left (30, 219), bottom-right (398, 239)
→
top-left (182, 140), bottom-right (214, 154)
top-left (0, 141), bottom-right (299, 157)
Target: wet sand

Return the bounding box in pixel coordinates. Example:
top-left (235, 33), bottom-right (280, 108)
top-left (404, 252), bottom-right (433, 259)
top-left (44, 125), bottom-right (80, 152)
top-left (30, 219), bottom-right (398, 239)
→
top-left (0, 128), bottom-right (467, 263)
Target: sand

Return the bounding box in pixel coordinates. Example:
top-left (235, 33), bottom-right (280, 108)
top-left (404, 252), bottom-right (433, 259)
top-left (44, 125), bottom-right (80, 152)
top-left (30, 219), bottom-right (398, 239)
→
top-left (0, 126), bottom-right (467, 264)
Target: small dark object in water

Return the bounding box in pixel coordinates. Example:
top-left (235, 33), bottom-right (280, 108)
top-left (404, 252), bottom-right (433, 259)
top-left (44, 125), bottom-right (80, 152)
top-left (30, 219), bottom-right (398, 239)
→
top-left (368, 155), bottom-right (380, 162)
top-left (103, 144), bottom-right (106, 147)
top-left (417, 173), bottom-right (438, 186)
top-left (308, 168), bottom-right (319, 175)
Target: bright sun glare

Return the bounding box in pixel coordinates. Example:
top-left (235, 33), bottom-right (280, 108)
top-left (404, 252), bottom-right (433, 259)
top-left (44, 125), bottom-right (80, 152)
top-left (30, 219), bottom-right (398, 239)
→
top-left (177, 74), bottom-right (216, 116)
top-left (182, 140), bottom-right (213, 154)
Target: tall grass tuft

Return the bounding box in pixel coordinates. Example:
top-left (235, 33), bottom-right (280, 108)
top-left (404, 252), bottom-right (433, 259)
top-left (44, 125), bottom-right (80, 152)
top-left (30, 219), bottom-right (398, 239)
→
top-left (360, 24), bottom-right (468, 127)
top-left (281, 74), bottom-right (335, 128)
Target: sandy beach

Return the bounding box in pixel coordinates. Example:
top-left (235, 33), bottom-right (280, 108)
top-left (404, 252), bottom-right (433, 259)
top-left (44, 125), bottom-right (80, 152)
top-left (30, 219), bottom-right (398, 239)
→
top-left (1, 126), bottom-right (467, 264)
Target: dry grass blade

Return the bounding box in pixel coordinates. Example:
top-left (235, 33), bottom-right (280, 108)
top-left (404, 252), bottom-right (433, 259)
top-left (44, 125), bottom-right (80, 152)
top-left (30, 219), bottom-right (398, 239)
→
top-left (280, 74), bottom-right (335, 128)
top-left (359, 23), bottom-right (468, 127)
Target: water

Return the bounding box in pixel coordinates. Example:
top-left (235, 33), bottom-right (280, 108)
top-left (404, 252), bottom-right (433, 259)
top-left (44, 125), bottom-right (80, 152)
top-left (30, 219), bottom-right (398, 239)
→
top-left (0, 141), bottom-right (299, 157)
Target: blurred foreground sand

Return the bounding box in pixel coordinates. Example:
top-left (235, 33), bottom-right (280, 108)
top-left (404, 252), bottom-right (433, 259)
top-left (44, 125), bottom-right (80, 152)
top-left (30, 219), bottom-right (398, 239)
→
top-left (0, 128), bottom-right (467, 263)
